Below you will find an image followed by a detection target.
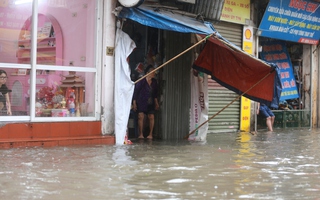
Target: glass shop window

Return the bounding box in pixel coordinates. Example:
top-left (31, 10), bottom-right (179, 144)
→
top-left (0, 0), bottom-right (98, 118)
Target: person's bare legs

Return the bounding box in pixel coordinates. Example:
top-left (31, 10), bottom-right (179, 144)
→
top-left (147, 114), bottom-right (154, 139)
top-left (266, 117), bottom-right (273, 132)
top-left (271, 116), bottom-right (275, 127)
top-left (138, 112), bottom-right (145, 138)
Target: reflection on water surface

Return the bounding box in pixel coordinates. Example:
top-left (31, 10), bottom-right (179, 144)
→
top-left (1, 129), bottom-right (320, 199)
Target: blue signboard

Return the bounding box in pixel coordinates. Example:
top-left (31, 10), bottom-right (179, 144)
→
top-left (260, 40), bottom-right (299, 101)
top-left (258, 0), bottom-right (320, 45)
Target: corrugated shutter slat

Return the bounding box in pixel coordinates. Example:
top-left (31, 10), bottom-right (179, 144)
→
top-left (207, 22), bottom-right (242, 133)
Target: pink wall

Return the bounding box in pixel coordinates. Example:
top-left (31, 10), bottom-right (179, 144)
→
top-left (38, 0), bottom-right (95, 67)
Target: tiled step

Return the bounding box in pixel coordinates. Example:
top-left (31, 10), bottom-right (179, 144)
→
top-left (0, 135), bottom-right (115, 149)
top-left (0, 121), bottom-right (115, 148)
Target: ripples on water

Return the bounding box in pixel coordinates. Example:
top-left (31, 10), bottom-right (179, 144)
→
top-left (0, 129), bottom-right (320, 200)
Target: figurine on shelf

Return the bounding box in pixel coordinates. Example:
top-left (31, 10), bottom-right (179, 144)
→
top-left (76, 102), bottom-right (80, 117)
top-left (35, 100), bottom-right (43, 117)
top-left (67, 91), bottom-right (75, 106)
top-left (52, 94), bottom-right (64, 109)
top-left (67, 93), bottom-right (75, 116)
top-left (61, 98), bottom-right (66, 109)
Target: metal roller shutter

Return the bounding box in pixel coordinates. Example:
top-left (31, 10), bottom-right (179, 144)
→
top-left (208, 22), bottom-right (242, 133)
top-left (213, 22), bottom-right (242, 47)
top-left (208, 79), bottom-right (240, 133)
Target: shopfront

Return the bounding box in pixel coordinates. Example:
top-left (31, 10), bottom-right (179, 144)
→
top-left (3, 0), bottom-right (316, 147)
top-left (114, 4), bottom-right (215, 141)
top-left (205, 0), bottom-right (250, 133)
top-left (0, 0), bottom-right (117, 147)
top-left (256, 0), bottom-right (320, 129)
top-left (115, 2), bottom-right (283, 143)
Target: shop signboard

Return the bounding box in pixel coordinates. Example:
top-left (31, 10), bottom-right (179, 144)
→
top-left (258, 0), bottom-right (320, 45)
top-left (260, 40), bottom-right (299, 101)
top-left (220, 0), bottom-right (250, 25)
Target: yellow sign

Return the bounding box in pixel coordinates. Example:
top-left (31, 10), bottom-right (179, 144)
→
top-left (221, 0), bottom-right (250, 25)
top-left (240, 26), bottom-right (253, 132)
top-left (240, 96), bottom-right (251, 132)
top-left (243, 27), bottom-right (253, 42)
top-left (243, 26), bottom-right (253, 55)
top-left (243, 41), bottom-right (252, 55)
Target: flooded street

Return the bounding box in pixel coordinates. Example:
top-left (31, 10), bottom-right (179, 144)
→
top-left (1, 129), bottom-right (320, 200)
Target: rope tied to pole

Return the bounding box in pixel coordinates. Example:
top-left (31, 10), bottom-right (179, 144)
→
top-left (185, 69), bottom-right (275, 139)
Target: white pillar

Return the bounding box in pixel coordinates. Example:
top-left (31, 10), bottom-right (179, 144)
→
top-left (101, 0), bottom-right (116, 134)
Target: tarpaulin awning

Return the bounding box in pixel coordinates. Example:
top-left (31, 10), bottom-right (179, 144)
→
top-left (117, 5), bottom-right (215, 35)
top-left (193, 35), bottom-right (282, 108)
top-left (116, 4), bottom-right (282, 106)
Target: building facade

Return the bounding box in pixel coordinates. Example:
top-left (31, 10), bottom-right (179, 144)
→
top-left (0, 0), bottom-right (319, 147)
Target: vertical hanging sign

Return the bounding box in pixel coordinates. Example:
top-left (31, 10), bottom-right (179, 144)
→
top-left (240, 26), bottom-right (253, 132)
top-left (243, 26), bottom-right (253, 55)
top-left (260, 40), bottom-right (299, 101)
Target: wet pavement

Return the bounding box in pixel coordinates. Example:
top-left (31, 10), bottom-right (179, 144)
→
top-left (1, 128), bottom-right (320, 199)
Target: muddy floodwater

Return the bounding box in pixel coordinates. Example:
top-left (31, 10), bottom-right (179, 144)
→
top-left (1, 129), bottom-right (320, 199)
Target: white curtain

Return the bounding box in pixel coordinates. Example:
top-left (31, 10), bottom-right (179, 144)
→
top-left (114, 28), bottom-right (136, 145)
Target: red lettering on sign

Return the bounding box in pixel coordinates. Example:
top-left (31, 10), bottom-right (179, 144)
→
top-left (275, 44), bottom-right (283, 51)
top-left (283, 81), bottom-right (291, 88)
top-left (279, 52), bottom-right (288, 60)
top-left (282, 62), bottom-right (290, 69)
top-left (285, 72), bottom-right (290, 78)
top-left (289, 0), bottom-right (307, 11)
top-left (306, 2), bottom-right (318, 13)
top-left (273, 54), bottom-right (280, 60)
top-left (265, 54), bottom-right (273, 61)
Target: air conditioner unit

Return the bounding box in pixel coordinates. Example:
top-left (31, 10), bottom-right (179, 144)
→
top-left (176, 0), bottom-right (196, 4)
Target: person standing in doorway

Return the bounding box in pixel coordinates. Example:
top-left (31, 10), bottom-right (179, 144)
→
top-left (0, 70), bottom-right (12, 116)
top-left (132, 65), bottom-right (159, 139)
top-left (257, 102), bottom-right (274, 132)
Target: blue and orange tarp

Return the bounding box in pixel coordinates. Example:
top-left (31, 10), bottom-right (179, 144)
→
top-left (117, 4), bottom-right (282, 107)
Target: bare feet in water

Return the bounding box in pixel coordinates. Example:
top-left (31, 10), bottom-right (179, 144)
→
top-left (147, 135), bottom-right (153, 139)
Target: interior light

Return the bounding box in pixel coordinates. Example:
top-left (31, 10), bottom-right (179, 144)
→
top-left (15, 0), bottom-right (33, 5)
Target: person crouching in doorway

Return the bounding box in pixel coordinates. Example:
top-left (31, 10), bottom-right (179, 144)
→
top-left (257, 102), bottom-right (275, 132)
top-left (132, 65), bottom-right (159, 139)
